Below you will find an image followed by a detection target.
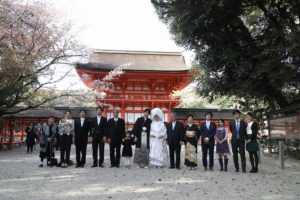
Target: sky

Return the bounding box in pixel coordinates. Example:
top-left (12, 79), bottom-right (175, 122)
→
top-left (47, 0), bottom-right (194, 91)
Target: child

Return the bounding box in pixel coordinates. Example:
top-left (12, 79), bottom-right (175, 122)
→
top-left (215, 119), bottom-right (230, 171)
top-left (122, 131), bottom-right (134, 168)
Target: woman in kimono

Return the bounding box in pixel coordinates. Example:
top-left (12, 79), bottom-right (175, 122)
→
top-left (245, 112), bottom-right (259, 173)
top-left (149, 108), bottom-right (168, 168)
top-left (184, 115), bottom-right (200, 170)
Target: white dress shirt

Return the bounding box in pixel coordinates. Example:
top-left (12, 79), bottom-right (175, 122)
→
top-left (80, 118), bottom-right (85, 127)
top-left (172, 121), bottom-right (176, 130)
top-left (206, 120), bottom-right (211, 129)
top-left (97, 116), bottom-right (101, 125)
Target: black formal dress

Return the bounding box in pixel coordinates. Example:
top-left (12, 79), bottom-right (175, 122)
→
top-left (184, 124), bottom-right (200, 167)
top-left (167, 121), bottom-right (185, 169)
top-left (107, 118), bottom-right (125, 167)
top-left (74, 118), bottom-right (90, 166)
top-left (229, 119), bottom-right (247, 172)
top-left (91, 116), bottom-right (107, 166)
top-left (200, 121), bottom-right (217, 168)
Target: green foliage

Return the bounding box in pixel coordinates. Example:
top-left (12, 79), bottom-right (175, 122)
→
top-left (152, 0), bottom-right (300, 110)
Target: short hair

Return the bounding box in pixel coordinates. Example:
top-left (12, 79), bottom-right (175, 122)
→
top-left (113, 108), bottom-right (119, 112)
top-left (79, 110), bottom-right (86, 114)
top-left (65, 110), bottom-right (71, 114)
top-left (170, 112), bottom-right (177, 117)
top-left (187, 114), bottom-right (194, 119)
top-left (205, 111), bottom-right (213, 118)
top-left (143, 108), bottom-right (151, 114)
top-left (219, 119), bottom-right (225, 124)
top-left (49, 116), bottom-right (55, 119)
top-left (246, 112), bottom-right (253, 117)
top-left (96, 107), bottom-right (104, 112)
top-left (233, 109), bottom-right (241, 115)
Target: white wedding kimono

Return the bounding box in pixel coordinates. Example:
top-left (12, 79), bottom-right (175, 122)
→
top-left (149, 120), bottom-right (168, 167)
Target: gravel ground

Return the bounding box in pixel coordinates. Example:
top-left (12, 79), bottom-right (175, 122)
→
top-left (0, 144), bottom-right (299, 200)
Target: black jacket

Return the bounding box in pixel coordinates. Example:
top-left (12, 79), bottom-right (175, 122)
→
top-left (74, 118), bottom-right (91, 144)
top-left (90, 116), bottom-right (107, 139)
top-left (229, 119), bottom-right (247, 143)
top-left (107, 118), bottom-right (125, 144)
top-left (166, 121), bottom-right (185, 146)
top-left (199, 121), bottom-right (217, 145)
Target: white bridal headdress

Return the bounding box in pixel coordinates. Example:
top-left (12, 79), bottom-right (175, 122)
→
top-left (151, 108), bottom-right (164, 122)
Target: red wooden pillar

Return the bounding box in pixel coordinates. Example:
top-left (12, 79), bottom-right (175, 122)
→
top-left (8, 119), bottom-right (14, 150)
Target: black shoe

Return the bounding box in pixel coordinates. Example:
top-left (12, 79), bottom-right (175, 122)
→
top-left (99, 164), bottom-right (103, 168)
top-left (169, 166), bottom-right (175, 169)
top-left (39, 163), bottom-right (43, 167)
top-left (242, 170), bottom-right (247, 173)
top-left (235, 169), bottom-right (239, 172)
top-left (91, 164), bottom-right (97, 168)
top-left (75, 165), bottom-right (81, 168)
top-left (116, 165), bottom-right (120, 168)
top-left (110, 165), bottom-right (115, 168)
top-left (81, 165), bottom-right (85, 168)
top-left (176, 167), bottom-right (181, 170)
top-left (249, 168), bottom-right (255, 173)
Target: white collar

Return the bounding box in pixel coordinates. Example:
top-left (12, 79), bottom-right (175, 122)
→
top-left (114, 118), bottom-right (118, 121)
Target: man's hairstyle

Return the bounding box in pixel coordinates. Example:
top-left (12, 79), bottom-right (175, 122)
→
top-left (187, 114), bottom-right (194, 119)
top-left (204, 111), bottom-right (213, 118)
top-left (143, 108), bottom-right (151, 114)
top-left (96, 107), bottom-right (104, 112)
top-left (233, 109), bottom-right (241, 115)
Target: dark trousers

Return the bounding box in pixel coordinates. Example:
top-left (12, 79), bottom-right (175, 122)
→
top-left (110, 142), bottom-right (121, 167)
top-left (55, 135), bottom-right (61, 151)
top-left (75, 142), bottom-right (87, 166)
top-left (60, 134), bottom-right (71, 164)
top-left (26, 143), bottom-right (34, 153)
top-left (232, 140), bottom-right (246, 171)
top-left (92, 137), bottom-right (105, 165)
top-left (169, 143), bottom-right (181, 168)
top-left (249, 151), bottom-right (259, 169)
top-left (202, 143), bottom-right (215, 168)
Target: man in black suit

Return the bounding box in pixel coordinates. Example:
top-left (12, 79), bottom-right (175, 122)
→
top-left (107, 108), bottom-right (125, 168)
top-left (167, 112), bottom-right (185, 169)
top-left (74, 110), bottom-right (90, 168)
top-left (199, 111), bottom-right (217, 171)
top-left (90, 107), bottom-right (107, 168)
top-left (229, 109), bottom-right (247, 173)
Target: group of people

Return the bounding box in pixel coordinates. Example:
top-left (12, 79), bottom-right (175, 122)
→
top-left (34, 107), bottom-right (260, 173)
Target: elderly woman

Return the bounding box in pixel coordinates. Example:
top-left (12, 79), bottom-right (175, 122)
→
top-left (149, 108), bottom-right (168, 168)
top-left (39, 116), bottom-right (58, 167)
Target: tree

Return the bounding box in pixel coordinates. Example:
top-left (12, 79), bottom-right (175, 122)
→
top-left (0, 0), bottom-right (85, 117)
top-left (152, 0), bottom-right (300, 110)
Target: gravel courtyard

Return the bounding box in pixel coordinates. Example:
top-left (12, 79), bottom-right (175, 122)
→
top-left (0, 144), bottom-right (299, 200)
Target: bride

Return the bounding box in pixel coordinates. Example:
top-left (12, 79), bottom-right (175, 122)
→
top-left (149, 108), bottom-right (168, 167)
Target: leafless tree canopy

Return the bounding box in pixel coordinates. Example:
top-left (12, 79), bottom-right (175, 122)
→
top-left (0, 0), bottom-right (86, 116)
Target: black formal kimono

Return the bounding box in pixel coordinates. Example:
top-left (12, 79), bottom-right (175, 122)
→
top-left (91, 116), bottom-right (107, 166)
top-left (132, 117), bottom-right (152, 149)
top-left (107, 118), bottom-right (125, 167)
top-left (229, 119), bottom-right (247, 172)
top-left (74, 118), bottom-right (90, 167)
top-left (166, 121), bottom-right (185, 169)
top-left (200, 121), bottom-right (217, 168)
top-left (184, 124), bottom-right (200, 167)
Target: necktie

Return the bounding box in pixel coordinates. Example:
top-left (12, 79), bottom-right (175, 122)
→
top-left (236, 121), bottom-right (240, 139)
